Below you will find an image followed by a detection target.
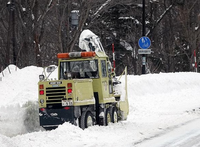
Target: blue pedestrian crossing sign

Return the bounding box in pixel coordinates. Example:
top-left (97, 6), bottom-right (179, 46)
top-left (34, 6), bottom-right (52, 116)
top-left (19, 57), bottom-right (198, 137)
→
top-left (138, 36), bottom-right (151, 49)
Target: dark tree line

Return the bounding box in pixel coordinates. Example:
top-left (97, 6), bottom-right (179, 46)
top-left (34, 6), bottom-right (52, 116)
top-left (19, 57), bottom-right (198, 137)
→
top-left (1, 0), bottom-right (200, 75)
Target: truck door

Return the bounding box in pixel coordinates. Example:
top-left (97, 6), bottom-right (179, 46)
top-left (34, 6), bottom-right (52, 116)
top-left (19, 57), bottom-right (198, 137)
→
top-left (100, 60), bottom-right (110, 98)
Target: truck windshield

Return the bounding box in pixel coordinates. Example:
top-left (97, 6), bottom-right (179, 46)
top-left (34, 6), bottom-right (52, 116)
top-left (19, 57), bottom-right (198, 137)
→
top-left (60, 60), bottom-right (98, 79)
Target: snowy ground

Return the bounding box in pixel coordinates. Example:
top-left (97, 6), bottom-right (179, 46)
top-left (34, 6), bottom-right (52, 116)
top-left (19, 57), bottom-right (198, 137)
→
top-left (0, 65), bottom-right (200, 147)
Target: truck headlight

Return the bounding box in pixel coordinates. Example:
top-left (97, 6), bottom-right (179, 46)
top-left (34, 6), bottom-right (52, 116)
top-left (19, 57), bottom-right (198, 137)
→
top-left (40, 99), bottom-right (44, 104)
top-left (39, 75), bottom-right (44, 81)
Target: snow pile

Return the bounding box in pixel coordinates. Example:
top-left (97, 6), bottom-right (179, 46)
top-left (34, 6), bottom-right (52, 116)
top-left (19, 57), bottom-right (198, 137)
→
top-left (0, 65), bottom-right (42, 137)
top-left (0, 65), bottom-right (200, 146)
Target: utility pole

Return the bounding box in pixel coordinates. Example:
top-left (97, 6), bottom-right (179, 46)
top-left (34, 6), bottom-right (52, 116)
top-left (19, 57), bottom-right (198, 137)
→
top-left (7, 0), bottom-right (17, 65)
top-left (11, 0), bottom-right (16, 65)
top-left (142, 0), bottom-right (146, 74)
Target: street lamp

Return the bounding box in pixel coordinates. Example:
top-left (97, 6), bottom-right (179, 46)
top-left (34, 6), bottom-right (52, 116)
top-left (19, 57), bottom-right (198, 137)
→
top-left (71, 10), bottom-right (79, 27)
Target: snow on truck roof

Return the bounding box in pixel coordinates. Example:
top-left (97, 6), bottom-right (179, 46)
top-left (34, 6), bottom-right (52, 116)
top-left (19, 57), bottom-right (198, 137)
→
top-left (79, 29), bottom-right (105, 53)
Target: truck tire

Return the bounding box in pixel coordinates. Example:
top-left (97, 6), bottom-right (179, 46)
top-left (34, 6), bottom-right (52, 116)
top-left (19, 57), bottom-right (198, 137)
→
top-left (80, 110), bottom-right (94, 129)
top-left (105, 108), bottom-right (111, 126)
top-left (110, 107), bottom-right (118, 123)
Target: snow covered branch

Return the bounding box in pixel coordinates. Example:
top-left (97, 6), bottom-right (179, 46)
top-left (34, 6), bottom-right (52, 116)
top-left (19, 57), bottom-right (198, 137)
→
top-left (93, 0), bottom-right (112, 17)
top-left (146, 4), bottom-right (173, 36)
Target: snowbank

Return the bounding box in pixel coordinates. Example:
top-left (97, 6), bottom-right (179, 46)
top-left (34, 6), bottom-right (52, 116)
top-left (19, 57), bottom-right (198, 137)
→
top-left (0, 65), bottom-right (200, 146)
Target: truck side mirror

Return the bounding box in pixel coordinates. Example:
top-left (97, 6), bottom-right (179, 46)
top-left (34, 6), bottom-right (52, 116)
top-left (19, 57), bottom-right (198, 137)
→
top-left (47, 66), bottom-right (56, 73)
top-left (107, 61), bottom-right (112, 73)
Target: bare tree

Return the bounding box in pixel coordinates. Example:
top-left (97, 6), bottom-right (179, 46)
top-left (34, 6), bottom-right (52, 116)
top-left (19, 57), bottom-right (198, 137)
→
top-left (1, 0), bottom-right (200, 74)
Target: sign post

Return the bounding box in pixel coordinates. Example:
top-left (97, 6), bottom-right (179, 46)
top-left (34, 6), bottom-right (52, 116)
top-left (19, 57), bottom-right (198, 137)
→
top-left (141, 0), bottom-right (148, 74)
top-left (194, 50), bottom-right (197, 72)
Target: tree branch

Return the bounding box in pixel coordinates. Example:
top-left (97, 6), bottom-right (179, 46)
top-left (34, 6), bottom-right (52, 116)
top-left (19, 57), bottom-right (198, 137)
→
top-left (146, 4), bottom-right (173, 36)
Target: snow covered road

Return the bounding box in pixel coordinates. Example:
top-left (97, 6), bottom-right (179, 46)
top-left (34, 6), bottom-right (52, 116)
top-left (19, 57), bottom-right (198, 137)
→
top-left (135, 117), bottom-right (200, 147)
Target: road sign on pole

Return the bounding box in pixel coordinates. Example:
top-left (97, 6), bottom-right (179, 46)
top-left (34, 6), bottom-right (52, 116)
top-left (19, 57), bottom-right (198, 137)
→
top-left (138, 36), bottom-right (151, 74)
top-left (138, 36), bottom-right (151, 49)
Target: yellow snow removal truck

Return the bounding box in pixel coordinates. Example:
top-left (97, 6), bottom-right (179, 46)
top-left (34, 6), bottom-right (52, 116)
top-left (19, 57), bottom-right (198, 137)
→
top-left (38, 30), bottom-right (129, 130)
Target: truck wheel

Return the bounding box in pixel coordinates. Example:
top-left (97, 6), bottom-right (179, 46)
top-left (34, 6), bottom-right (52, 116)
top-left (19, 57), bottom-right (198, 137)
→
top-left (105, 108), bottom-right (111, 126)
top-left (111, 107), bottom-right (118, 123)
top-left (80, 110), bottom-right (94, 129)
